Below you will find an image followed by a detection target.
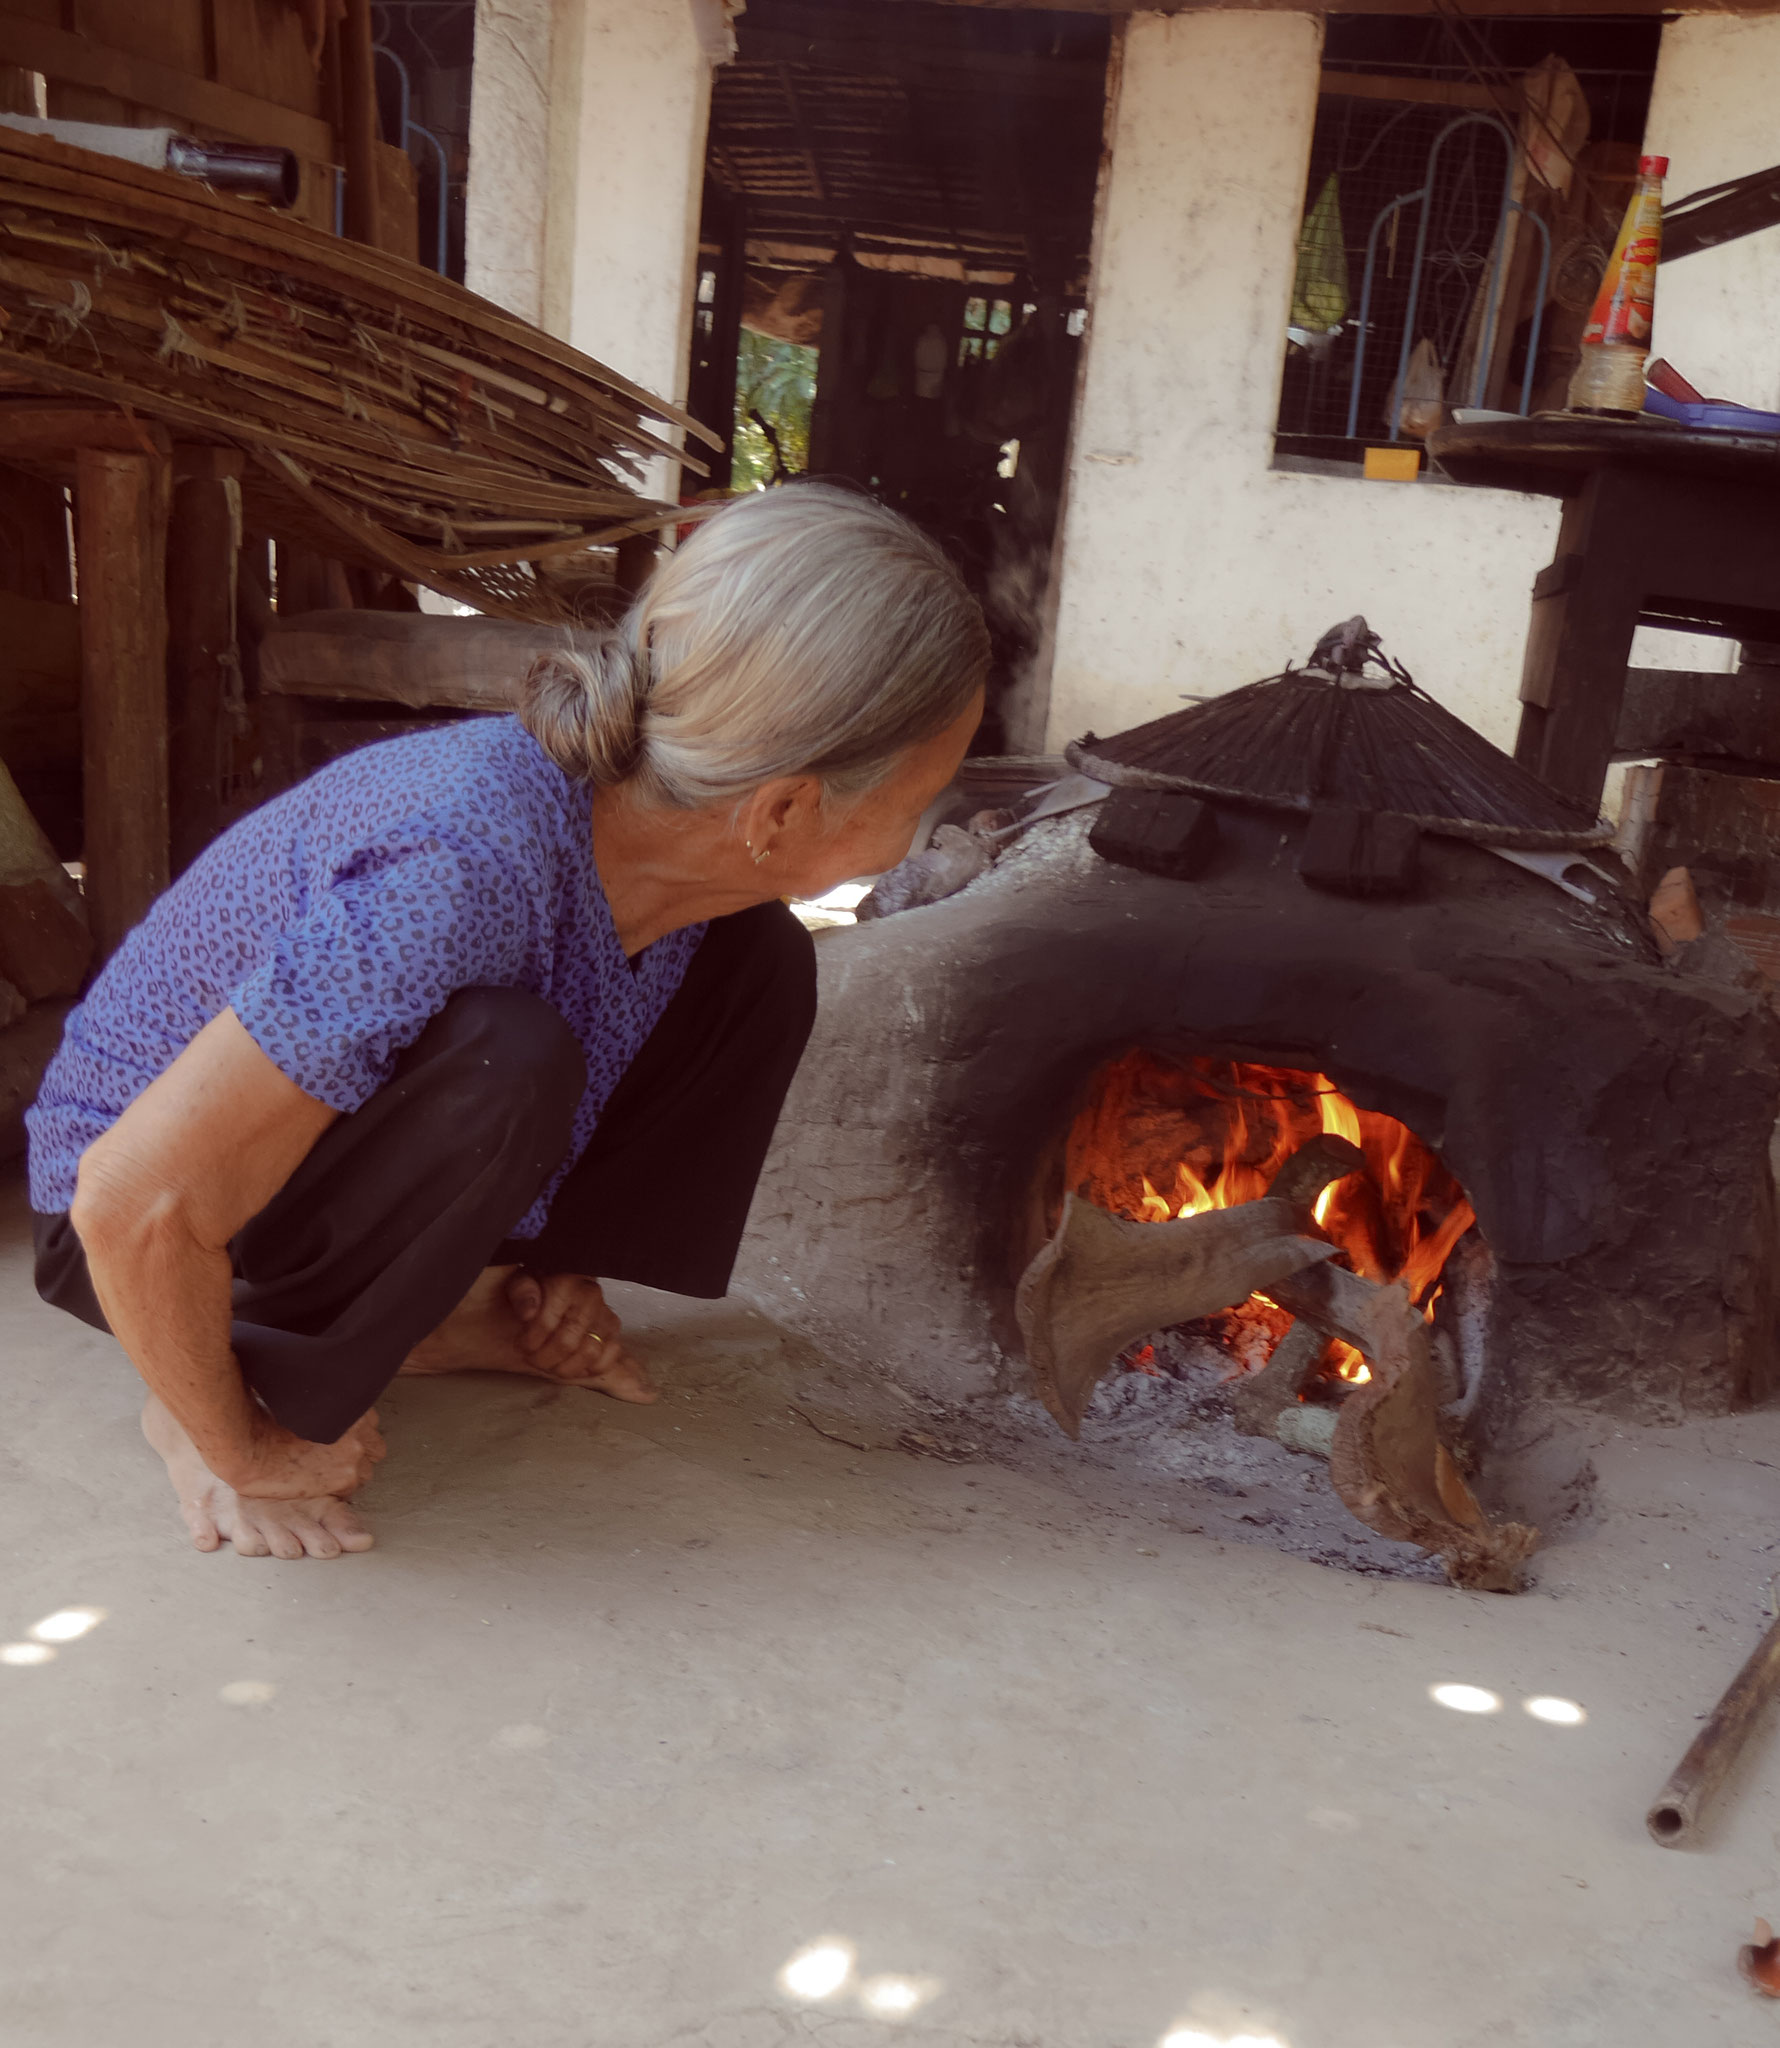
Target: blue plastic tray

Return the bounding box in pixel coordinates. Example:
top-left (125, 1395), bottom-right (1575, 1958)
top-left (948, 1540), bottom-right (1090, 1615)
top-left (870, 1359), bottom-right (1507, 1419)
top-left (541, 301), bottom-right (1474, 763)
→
top-left (1643, 387), bottom-right (1780, 434)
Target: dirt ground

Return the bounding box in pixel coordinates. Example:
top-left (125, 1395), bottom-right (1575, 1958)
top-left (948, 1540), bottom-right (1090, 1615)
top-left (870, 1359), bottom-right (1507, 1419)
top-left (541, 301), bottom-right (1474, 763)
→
top-left (5, 1159), bottom-right (1780, 2048)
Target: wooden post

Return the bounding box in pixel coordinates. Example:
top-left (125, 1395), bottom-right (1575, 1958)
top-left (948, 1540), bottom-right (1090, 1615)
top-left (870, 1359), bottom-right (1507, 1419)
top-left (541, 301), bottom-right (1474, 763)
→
top-left (337, 0), bottom-right (381, 248)
top-left (167, 450), bottom-right (244, 876)
top-left (75, 448), bottom-right (171, 959)
top-left (1511, 469), bottom-right (1647, 811)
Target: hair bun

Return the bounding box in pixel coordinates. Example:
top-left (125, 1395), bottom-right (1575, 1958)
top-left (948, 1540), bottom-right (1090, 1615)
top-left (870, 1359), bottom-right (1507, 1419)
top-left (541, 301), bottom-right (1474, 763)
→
top-left (519, 634), bottom-right (645, 787)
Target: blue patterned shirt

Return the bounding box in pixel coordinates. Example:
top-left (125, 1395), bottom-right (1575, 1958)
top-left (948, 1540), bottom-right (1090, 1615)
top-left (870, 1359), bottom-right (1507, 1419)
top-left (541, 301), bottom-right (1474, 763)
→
top-left (26, 717), bottom-right (705, 1237)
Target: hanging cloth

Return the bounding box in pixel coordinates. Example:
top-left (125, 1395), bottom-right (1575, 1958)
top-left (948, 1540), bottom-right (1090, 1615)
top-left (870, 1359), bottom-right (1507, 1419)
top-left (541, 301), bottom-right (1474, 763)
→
top-left (1291, 173), bottom-right (1350, 333)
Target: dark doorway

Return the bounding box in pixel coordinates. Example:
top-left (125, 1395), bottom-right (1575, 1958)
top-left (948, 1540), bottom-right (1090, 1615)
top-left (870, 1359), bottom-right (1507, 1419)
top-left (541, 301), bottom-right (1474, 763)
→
top-left (686, 0), bottom-right (1112, 753)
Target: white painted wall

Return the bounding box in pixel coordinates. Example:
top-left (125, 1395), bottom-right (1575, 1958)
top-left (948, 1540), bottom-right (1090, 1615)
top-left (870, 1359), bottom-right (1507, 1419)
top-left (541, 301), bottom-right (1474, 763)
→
top-left (468, 0), bottom-right (715, 494)
top-left (1647, 16), bottom-right (1780, 412)
top-left (1045, 11), bottom-right (1563, 755)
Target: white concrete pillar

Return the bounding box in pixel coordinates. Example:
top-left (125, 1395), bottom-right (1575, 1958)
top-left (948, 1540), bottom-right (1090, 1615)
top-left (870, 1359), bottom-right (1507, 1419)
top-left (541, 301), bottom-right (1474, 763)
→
top-left (468, 0), bottom-right (718, 494)
top-left (1647, 16), bottom-right (1780, 410)
top-left (465, 0), bottom-right (554, 325)
top-left (1044, 10), bottom-right (1557, 755)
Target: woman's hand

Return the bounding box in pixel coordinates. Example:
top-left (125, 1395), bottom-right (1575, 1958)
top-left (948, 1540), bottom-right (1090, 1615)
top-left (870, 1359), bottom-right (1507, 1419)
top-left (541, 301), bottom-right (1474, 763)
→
top-left (223, 1409), bottom-right (388, 1502)
top-left (505, 1272), bottom-right (660, 1402)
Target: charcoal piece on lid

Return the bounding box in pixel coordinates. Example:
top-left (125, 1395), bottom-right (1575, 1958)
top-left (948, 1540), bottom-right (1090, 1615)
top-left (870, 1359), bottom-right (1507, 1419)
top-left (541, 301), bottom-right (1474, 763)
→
top-left (1088, 788), bottom-right (1219, 880)
top-left (1298, 805), bottom-right (1421, 898)
top-left (1068, 618), bottom-right (1611, 852)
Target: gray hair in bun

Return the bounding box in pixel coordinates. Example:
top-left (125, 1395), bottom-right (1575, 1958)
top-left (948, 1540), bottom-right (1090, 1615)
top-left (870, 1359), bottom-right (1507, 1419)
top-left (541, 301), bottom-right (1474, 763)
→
top-left (518, 481), bottom-right (989, 809)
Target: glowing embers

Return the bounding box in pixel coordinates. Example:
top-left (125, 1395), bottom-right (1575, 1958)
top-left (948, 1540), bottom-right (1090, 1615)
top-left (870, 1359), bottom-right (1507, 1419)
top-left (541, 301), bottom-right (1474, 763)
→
top-left (1064, 1050), bottom-right (1475, 1386)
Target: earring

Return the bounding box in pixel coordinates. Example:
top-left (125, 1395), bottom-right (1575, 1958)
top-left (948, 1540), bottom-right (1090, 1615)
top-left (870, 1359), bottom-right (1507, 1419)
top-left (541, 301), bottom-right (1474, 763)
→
top-left (746, 839), bottom-right (771, 865)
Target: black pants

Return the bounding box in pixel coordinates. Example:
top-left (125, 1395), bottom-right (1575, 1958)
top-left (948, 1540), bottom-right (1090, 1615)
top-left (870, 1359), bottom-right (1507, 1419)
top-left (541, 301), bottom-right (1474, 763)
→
top-left (33, 902), bottom-right (816, 1444)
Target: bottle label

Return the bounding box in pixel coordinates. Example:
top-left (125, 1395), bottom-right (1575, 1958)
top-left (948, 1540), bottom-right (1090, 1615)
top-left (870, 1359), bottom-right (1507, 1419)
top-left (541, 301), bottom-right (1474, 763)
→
top-left (1583, 187), bottom-right (1663, 349)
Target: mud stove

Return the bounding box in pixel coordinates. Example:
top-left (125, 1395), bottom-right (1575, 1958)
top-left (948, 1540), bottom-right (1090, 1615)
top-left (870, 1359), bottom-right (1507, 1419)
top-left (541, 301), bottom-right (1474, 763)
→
top-left (734, 637), bottom-right (1780, 1589)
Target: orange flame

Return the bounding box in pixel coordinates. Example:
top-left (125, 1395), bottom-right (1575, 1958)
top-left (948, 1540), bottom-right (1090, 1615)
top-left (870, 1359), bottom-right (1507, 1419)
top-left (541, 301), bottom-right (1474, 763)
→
top-left (1064, 1052), bottom-right (1476, 1389)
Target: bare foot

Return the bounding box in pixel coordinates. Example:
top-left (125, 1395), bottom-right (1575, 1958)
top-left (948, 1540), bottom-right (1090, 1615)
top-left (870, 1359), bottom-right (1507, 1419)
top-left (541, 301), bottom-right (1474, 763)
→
top-left (141, 1397), bottom-right (375, 1560)
top-left (400, 1267), bottom-right (659, 1403)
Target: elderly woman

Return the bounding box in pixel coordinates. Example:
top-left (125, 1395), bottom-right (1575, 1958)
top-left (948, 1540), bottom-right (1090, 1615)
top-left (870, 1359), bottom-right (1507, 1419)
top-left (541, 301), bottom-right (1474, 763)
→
top-left (27, 484), bottom-right (986, 1560)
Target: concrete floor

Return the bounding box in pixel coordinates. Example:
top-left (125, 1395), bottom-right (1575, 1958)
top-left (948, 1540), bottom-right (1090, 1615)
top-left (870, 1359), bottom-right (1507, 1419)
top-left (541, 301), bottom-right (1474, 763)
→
top-left (5, 1161), bottom-right (1780, 2048)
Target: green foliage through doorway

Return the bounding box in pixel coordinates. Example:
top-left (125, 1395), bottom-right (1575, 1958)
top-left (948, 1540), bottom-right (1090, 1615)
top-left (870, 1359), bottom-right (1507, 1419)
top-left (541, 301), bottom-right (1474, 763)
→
top-left (732, 330), bottom-right (817, 490)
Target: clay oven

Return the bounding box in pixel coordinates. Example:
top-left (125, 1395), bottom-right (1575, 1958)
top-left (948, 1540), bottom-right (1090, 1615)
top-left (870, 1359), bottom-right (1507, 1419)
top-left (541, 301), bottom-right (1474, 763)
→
top-left (733, 632), bottom-right (1780, 1582)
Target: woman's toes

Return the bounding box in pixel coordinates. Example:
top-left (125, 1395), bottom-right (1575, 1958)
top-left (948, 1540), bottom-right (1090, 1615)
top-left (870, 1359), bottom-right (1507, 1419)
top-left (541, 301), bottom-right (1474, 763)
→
top-left (257, 1515), bottom-right (307, 1562)
top-left (318, 1500), bottom-right (375, 1553)
top-left (293, 1514), bottom-right (342, 1560)
top-left (230, 1519), bottom-right (272, 1559)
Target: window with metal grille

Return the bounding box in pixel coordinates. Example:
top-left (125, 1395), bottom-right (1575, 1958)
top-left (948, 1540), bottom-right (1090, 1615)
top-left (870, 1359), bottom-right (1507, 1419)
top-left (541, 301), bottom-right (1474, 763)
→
top-left (1273, 16), bottom-right (1661, 475)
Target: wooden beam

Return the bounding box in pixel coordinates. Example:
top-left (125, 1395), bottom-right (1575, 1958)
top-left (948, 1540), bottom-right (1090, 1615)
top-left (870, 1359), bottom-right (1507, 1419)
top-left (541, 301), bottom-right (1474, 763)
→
top-left (258, 609), bottom-right (598, 712)
top-left (75, 447), bottom-right (171, 958)
top-left (0, 405), bottom-right (171, 465)
top-left (1318, 69), bottom-right (1510, 112)
top-left (0, 19), bottom-right (335, 160)
top-left (734, 25), bottom-right (1107, 98)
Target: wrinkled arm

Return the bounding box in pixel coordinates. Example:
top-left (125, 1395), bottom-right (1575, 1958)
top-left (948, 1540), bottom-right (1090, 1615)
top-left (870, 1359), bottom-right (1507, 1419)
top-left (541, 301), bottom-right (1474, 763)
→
top-left (70, 1008), bottom-right (371, 1497)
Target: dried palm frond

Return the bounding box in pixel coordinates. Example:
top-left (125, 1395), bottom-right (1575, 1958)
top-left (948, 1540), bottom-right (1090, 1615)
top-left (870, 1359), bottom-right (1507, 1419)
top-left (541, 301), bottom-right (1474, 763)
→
top-left (0, 126), bottom-right (721, 622)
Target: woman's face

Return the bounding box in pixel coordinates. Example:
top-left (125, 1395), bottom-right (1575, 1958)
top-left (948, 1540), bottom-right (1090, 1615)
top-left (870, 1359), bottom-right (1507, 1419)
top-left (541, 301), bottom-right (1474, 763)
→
top-left (767, 690), bottom-right (985, 901)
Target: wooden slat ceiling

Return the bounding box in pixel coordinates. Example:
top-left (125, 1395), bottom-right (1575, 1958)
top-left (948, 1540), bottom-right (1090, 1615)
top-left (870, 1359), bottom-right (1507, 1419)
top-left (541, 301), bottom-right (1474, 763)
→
top-left (710, 2), bottom-right (1111, 279)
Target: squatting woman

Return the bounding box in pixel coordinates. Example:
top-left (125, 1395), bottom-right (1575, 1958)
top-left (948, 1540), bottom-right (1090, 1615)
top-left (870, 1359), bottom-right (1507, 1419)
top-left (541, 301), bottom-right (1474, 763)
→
top-left (27, 484), bottom-right (987, 1558)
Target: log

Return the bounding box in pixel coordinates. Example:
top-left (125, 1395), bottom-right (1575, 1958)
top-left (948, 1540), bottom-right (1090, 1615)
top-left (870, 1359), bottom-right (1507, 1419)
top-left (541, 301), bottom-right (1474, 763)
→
top-left (75, 446), bottom-right (170, 958)
top-left (1647, 1616), bottom-right (1780, 1847)
top-left (258, 609), bottom-right (598, 712)
top-left (1227, 1317), bottom-right (1328, 1440)
top-left (166, 456), bottom-right (243, 874)
top-left (1014, 1192), bottom-right (1337, 1438)
top-left (1265, 1131), bottom-right (1364, 1210)
top-left (1270, 1260), bottom-right (1538, 1590)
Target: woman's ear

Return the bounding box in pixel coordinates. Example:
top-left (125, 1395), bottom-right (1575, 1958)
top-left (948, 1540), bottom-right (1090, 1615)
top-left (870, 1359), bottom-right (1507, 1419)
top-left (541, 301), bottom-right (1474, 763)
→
top-left (733, 776), bottom-right (821, 859)
top-left (754, 776), bottom-right (825, 841)
top-left (771, 777), bottom-right (825, 831)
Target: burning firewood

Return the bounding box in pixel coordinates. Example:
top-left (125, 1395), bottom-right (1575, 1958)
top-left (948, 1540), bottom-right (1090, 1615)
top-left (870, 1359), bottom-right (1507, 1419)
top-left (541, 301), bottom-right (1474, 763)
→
top-left (1265, 1257), bottom-right (1537, 1590)
top-left (1018, 1128), bottom-right (1538, 1589)
top-left (1015, 1191), bottom-right (1340, 1439)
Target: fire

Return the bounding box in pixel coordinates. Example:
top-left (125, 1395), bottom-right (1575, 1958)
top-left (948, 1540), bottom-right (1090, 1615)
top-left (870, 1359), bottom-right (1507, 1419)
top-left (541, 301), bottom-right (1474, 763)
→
top-left (1064, 1051), bottom-right (1476, 1388)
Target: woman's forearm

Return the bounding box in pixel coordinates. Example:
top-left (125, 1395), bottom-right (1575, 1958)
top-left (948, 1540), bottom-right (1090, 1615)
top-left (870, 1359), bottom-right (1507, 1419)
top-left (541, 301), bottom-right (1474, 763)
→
top-left (63, 1006), bottom-right (370, 1498)
top-left (71, 1175), bottom-right (265, 1482)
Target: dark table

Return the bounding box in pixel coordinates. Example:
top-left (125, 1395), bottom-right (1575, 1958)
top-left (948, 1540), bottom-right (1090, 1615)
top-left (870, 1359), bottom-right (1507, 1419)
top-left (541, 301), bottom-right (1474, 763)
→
top-left (1427, 414), bottom-right (1780, 810)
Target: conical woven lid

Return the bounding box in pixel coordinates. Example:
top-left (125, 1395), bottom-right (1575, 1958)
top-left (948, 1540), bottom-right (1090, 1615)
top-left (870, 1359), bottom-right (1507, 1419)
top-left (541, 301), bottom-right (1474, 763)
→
top-left (1067, 621), bottom-right (1609, 851)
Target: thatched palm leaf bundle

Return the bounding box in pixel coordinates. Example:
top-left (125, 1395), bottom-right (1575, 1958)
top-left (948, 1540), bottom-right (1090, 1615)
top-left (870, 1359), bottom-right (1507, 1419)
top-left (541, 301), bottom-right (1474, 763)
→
top-left (0, 125), bottom-right (719, 621)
